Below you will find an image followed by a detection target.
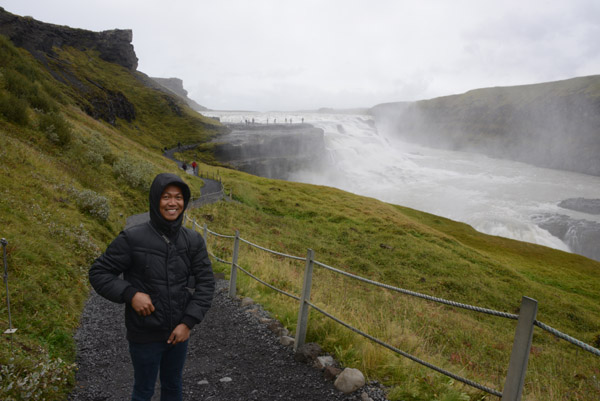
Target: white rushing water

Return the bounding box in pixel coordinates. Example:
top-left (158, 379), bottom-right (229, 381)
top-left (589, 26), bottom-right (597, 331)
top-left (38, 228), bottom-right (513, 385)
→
top-left (204, 111), bottom-right (600, 254)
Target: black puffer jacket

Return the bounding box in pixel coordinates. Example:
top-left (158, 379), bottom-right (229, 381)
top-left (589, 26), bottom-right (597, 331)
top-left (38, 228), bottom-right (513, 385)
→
top-left (89, 173), bottom-right (215, 343)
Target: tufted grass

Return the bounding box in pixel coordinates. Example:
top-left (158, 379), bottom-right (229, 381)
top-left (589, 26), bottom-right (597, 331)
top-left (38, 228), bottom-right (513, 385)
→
top-left (0, 35), bottom-right (217, 399)
top-left (189, 166), bottom-right (600, 401)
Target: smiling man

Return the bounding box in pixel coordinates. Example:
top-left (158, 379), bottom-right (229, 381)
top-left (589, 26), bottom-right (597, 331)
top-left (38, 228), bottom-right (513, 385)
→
top-left (89, 173), bottom-right (215, 401)
top-left (160, 184), bottom-right (185, 221)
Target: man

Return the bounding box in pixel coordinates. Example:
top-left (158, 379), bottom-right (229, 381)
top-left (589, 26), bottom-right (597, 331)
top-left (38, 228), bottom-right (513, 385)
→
top-left (89, 173), bottom-right (215, 401)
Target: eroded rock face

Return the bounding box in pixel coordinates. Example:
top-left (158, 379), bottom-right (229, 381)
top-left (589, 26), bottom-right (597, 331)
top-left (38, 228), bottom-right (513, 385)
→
top-left (532, 213), bottom-right (600, 262)
top-left (370, 76), bottom-right (600, 177)
top-left (558, 198), bottom-right (600, 215)
top-left (0, 7), bottom-right (138, 70)
top-left (151, 77), bottom-right (208, 111)
top-left (212, 124), bottom-right (330, 180)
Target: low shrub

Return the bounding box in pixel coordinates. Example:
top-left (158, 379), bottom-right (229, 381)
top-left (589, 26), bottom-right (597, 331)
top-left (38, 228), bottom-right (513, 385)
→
top-left (0, 351), bottom-right (74, 401)
top-left (81, 131), bottom-right (113, 166)
top-left (112, 153), bottom-right (154, 190)
top-left (28, 87), bottom-right (57, 113)
top-left (83, 150), bottom-right (104, 166)
top-left (3, 69), bottom-right (36, 99)
top-left (0, 91), bottom-right (29, 125)
top-left (38, 112), bottom-right (72, 146)
top-left (73, 188), bottom-right (110, 221)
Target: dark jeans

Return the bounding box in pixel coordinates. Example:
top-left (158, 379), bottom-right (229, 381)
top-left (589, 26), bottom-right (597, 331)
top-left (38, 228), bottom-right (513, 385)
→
top-left (128, 340), bottom-right (189, 401)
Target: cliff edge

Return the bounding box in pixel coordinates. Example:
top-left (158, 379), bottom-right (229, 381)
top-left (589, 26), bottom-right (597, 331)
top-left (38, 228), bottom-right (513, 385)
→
top-left (0, 7), bottom-right (138, 70)
top-left (151, 77), bottom-right (208, 111)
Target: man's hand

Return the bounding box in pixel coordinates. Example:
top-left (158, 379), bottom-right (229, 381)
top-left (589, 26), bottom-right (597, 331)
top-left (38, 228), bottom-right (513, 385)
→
top-left (131, 292), bottom-right (155, 316)
top-left (168, 324), bottom-right (191, 345)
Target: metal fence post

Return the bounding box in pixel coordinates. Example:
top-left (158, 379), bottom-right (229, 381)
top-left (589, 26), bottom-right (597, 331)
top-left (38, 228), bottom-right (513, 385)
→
top-left (203, 223), bottom-right (208, 241)
top-left (294, 249), bottom-right (315, 351)
top-left (2, 238), bottom-right (17, 335)
top-left (501, 296), bottom-right (538, 401)
top-left (228, 230), bottom-right (240, 299)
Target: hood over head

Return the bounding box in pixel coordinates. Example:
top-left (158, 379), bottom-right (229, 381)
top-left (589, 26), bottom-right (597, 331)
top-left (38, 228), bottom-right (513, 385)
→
top-left (148, 173), bottom-right (191, 237)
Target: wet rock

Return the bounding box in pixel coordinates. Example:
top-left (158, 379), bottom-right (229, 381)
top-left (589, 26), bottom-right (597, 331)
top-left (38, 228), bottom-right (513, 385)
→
top-left (533, 213), bottom-right (600, 261)
top-left (558, 198), bottom-right (600, 215)
top-left (212, 124), bottom-right (330, 180)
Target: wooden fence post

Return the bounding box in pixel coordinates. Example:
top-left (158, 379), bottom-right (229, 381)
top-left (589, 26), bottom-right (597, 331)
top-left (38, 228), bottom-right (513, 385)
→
top-left (294, 249), bottom-right (315, 351)
top-left (228, 230), bottom-right (240, 299)
top-left (501, 296), bottom-right (538, 401)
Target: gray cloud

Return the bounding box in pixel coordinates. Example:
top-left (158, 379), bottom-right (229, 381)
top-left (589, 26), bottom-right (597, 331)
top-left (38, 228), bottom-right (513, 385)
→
top-left (3, 0), bottom-right (599, 110)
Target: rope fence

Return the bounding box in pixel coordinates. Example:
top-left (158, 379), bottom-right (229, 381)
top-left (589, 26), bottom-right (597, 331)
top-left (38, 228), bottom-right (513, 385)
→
top-left (183, 215), bottom-right (600, 400)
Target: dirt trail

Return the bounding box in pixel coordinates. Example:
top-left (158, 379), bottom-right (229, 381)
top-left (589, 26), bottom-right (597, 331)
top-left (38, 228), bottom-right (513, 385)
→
top-left (69, 280), bottom-right (387, 400)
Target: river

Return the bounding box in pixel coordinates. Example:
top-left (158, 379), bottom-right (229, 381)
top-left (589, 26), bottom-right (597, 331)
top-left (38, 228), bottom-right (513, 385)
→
top-left (203, 111), bottom-right (600, 259)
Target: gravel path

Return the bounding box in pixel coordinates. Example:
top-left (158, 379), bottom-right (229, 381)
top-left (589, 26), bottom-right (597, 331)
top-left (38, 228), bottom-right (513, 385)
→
top-left (69, 280), bottom-right (388, 400)
top-left (70, 149), bottom-right (389, 400)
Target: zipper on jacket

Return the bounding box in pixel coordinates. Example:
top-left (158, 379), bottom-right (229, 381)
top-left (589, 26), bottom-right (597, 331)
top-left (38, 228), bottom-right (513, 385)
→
top-left (162, 234), bottom-right (174, 332)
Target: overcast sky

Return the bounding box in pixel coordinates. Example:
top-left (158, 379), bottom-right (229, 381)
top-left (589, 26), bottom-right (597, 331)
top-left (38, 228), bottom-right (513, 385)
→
top-left (2, 0), bottom-right (599, 111)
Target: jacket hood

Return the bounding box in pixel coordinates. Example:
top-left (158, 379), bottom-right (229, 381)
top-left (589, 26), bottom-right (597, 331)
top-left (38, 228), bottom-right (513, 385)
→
top-left (148, 173), bottom-right (191, 237)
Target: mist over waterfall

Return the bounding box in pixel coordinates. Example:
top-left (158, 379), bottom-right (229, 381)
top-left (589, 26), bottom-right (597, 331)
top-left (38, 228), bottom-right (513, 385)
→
top-left (206, 111), bottom-right (600, 261)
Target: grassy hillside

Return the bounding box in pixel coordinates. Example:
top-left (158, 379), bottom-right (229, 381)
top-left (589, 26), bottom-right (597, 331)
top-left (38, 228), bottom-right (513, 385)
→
top-left (0, 31), bottom-right (599, 401)
top-left (370, 75), bottom-right (600, 176)
top-left (0, 34), bottom-right (221, 399)
top-left (188, 170), bottom-right (600, 401)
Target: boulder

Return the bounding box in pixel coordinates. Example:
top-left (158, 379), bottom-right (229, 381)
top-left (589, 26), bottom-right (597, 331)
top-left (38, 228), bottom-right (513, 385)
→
top-left (279, 336), bottom-right (295, 347)
top-left (294, 342), bottom-right (322, 363)
top-left (334, 368), bottom-right (366, 394)
top-left (324, 366), bottom-right (342, 381)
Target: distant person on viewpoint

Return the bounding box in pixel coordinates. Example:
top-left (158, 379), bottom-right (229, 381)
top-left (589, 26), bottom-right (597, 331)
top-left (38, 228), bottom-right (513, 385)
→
top-left (89, 173), bottom-right (215, 401)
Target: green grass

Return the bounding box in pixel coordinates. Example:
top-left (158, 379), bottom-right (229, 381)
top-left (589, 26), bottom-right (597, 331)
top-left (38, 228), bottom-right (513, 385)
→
top-left (0, 35), bottom-right (217, 400)
top-left (0, 32), bottom-right (599, 400)
top-left (188, 167), bottom-right (600, 401)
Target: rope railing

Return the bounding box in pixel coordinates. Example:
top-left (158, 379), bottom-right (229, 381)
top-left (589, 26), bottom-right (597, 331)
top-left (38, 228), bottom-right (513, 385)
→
top-left (234, 263), bottom-right (301, 301)
top-left (206, 250), bottom-right (230, 265)
top-left (187, 216), bottom-right (600, 400)
top-left (239, 237), bottom-right (306, 261)
top-left (534, 320), bottom-right (600, 357)
top-left (313, 260), bottom-right (519, 320)
top-left (306, 300), bottom-right (503, 397)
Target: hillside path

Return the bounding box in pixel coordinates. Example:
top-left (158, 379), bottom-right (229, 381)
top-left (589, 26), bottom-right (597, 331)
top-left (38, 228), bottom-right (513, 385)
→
top-left (70, 162), bottom-right (387, 400)
top-left (69, 280), bottom-right (387, 401)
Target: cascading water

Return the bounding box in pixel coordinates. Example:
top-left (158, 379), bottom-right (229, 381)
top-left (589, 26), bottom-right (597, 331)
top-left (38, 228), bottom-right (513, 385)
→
top-left (205, 111), bottom-right (600, 260)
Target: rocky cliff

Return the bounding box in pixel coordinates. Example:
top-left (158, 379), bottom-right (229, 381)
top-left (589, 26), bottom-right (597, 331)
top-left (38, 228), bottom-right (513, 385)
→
top-left (212, 124), bottom-right (329, 180)
top-left (371, 76), bottom-right (600, 176)
top-left (151, 77), bottom-right (208, 111)
top-left (0, 7), bottom-right (138, 70)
